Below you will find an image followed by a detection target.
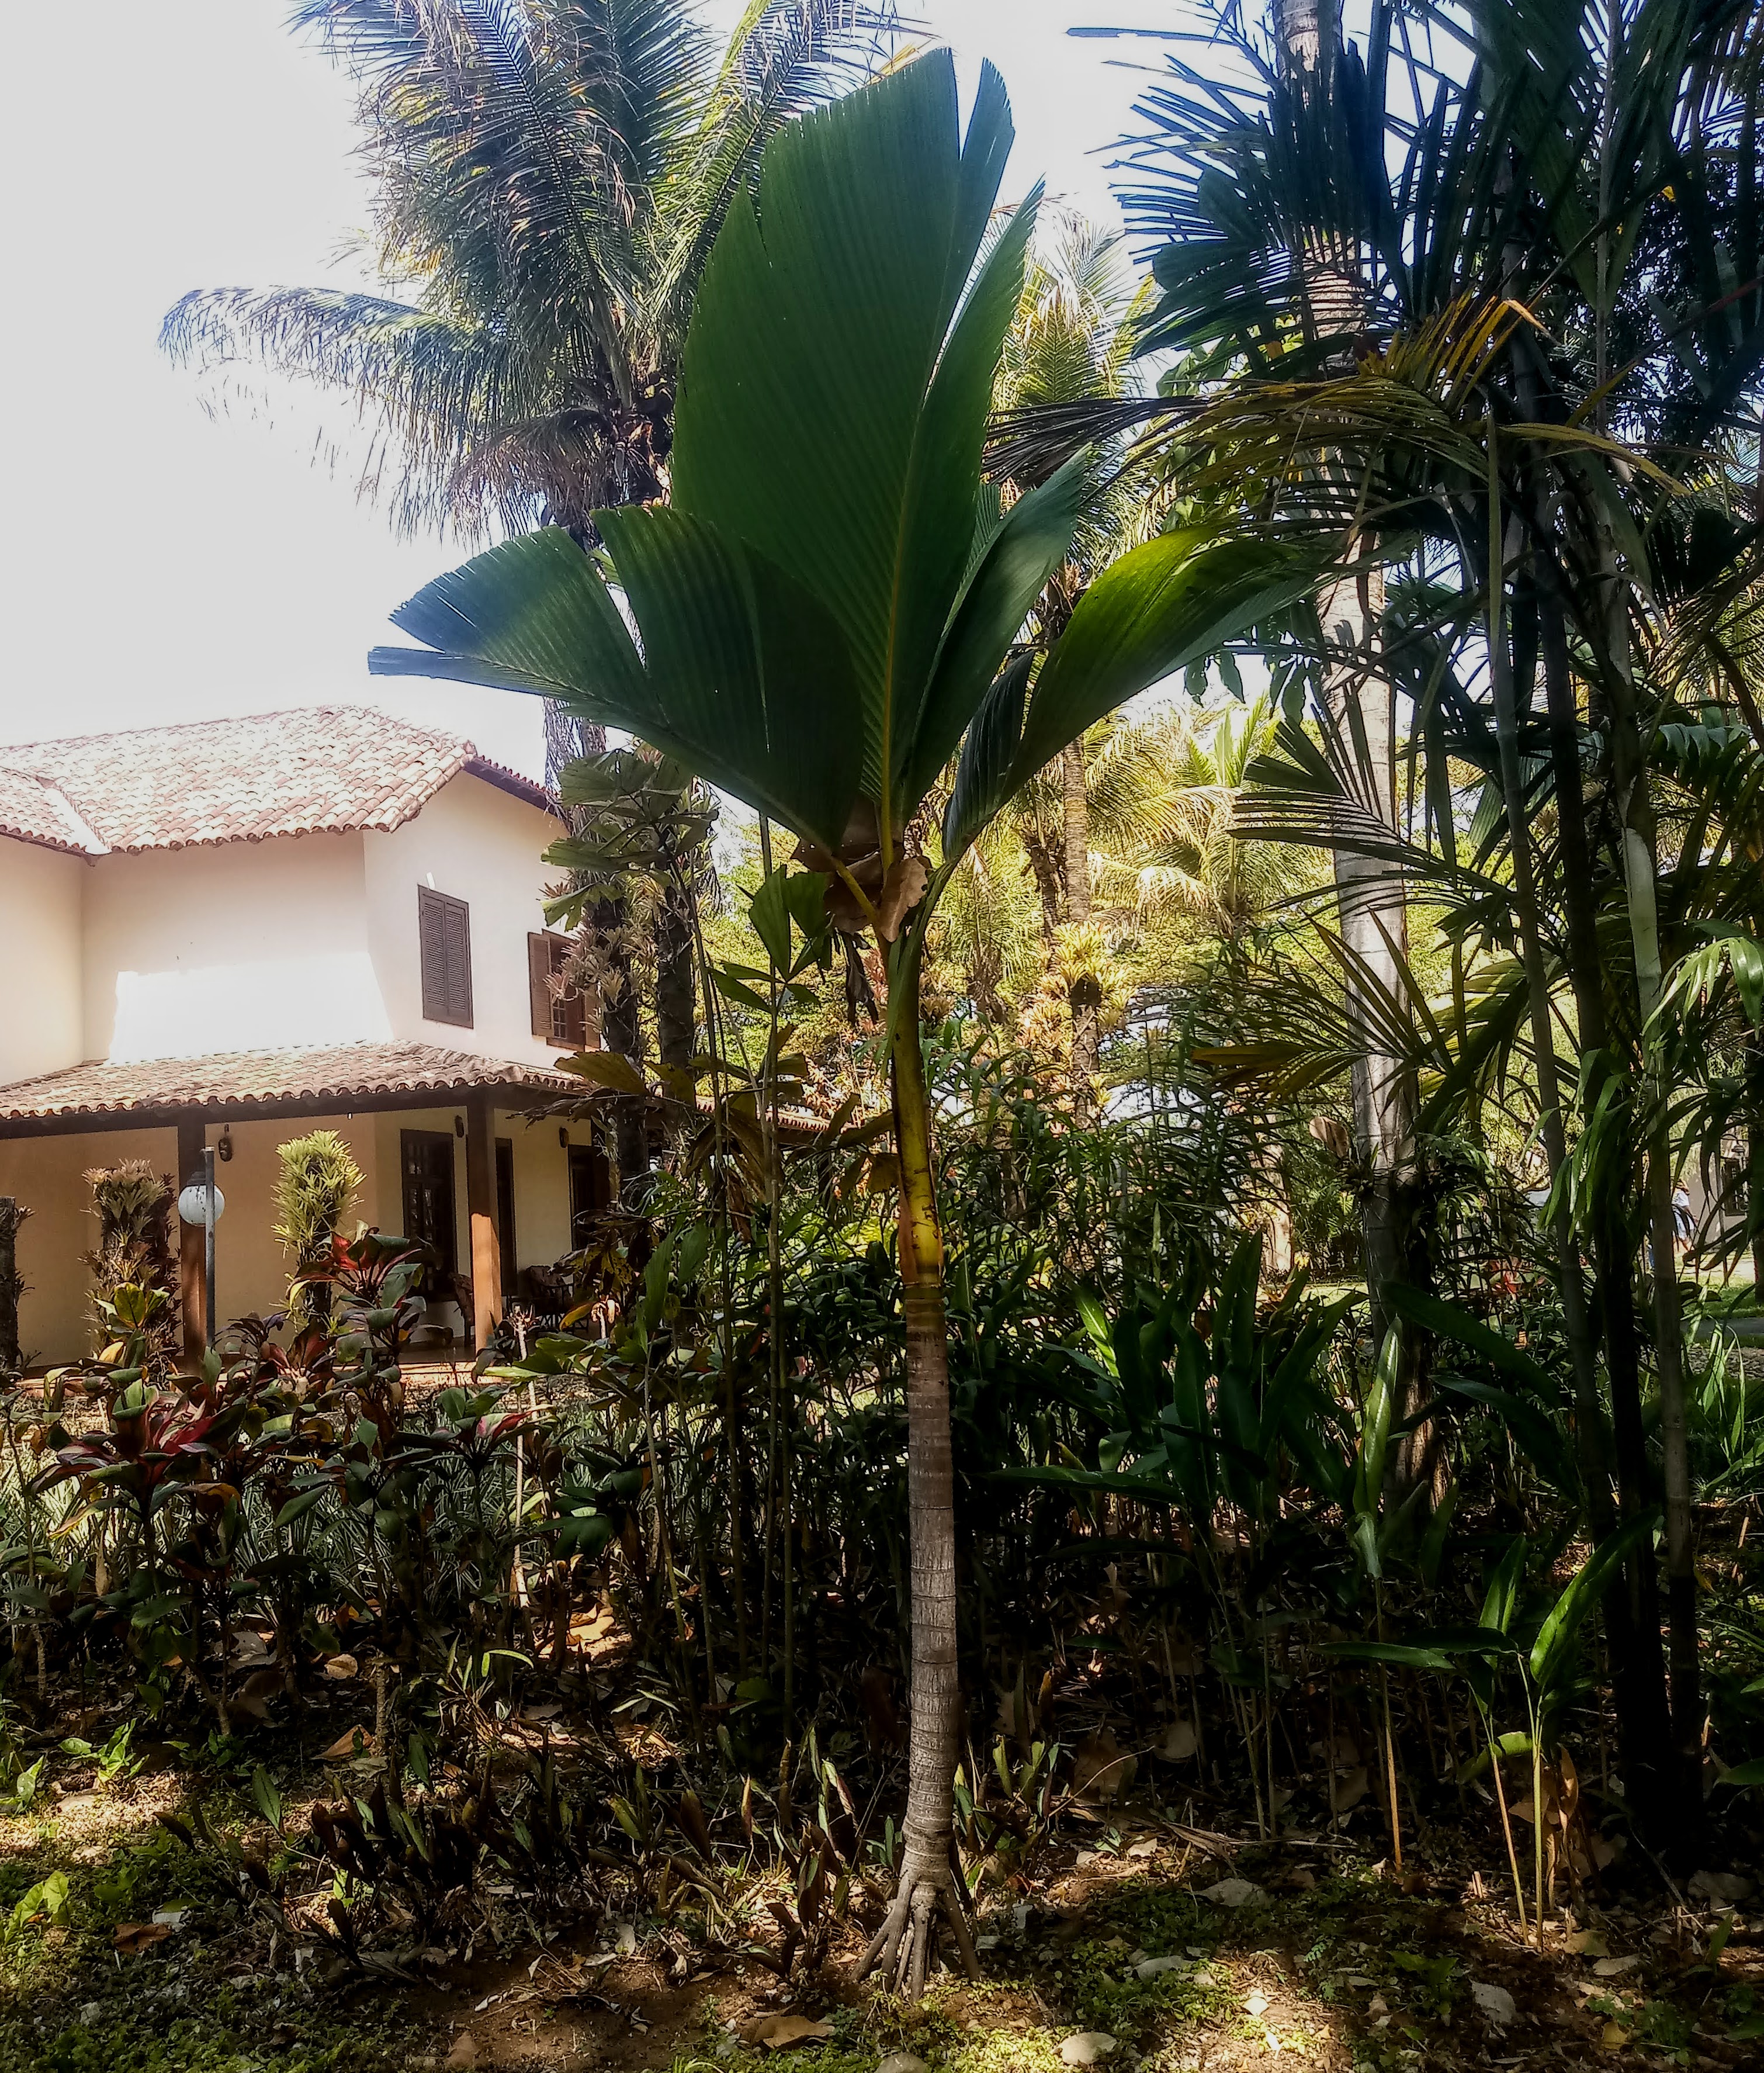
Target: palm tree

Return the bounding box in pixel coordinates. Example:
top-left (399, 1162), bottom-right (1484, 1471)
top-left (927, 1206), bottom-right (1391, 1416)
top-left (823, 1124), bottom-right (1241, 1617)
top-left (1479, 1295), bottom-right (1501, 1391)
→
top-left (162, 0), bottom-right (890, 1133)
top-left (1113, 695), bottom-right (1318, 946)
top-left (366, 51), bottom-right (1316, 1987)
top-left (1107, 0), bottom-right (1764, 1834)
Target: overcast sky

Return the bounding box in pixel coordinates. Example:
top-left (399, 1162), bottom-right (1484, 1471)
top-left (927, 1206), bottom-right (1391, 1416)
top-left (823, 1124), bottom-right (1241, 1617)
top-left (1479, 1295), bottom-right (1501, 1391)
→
top-left (0, 1), bottom-right (1178, 782)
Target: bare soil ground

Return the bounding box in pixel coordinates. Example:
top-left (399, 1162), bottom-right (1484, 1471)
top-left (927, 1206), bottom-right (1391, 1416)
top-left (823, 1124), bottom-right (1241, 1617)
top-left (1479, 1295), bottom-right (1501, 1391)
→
top-left (4, 1764), bottom-right (1759, 2073)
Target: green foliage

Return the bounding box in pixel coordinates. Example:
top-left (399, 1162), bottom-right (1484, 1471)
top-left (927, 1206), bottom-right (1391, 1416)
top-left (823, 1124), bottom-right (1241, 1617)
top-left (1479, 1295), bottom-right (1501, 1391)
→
top-left (272, 1131), bottom-right (363, 1330)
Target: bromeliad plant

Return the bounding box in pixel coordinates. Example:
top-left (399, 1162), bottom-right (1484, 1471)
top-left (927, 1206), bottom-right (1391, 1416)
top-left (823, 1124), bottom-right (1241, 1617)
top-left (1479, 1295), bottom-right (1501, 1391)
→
top-left (368, 51), bottom-right (1317, 1991)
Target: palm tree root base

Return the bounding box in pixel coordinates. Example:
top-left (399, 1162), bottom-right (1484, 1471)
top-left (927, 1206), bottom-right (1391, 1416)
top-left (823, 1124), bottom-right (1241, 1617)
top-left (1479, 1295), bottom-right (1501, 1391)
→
top-left (854, 1844), bottom-right (979, 1999)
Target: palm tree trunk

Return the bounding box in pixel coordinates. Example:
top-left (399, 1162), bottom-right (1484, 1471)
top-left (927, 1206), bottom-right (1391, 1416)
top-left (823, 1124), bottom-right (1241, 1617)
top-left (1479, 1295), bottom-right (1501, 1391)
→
top-left (1323, 555), bottom-right (1430, 1489)
top-left (1537, 555), bottom-right (1673, 1805)
top-left (1598, 527), bottom-right (1703, 1835)
top-left (595, 894), bottom-right (650, 1199)
top-left (654, 879), bottom-right (696, 1079)
top-left (856, 938), bottom-right (979, 1996)
top-left (1270, 0), bottom-right (1429, 1483)
top-left (1063, 739), bottom-right (1101, 1110)
top-left (1486, 502), bottom-right (1609, 1523)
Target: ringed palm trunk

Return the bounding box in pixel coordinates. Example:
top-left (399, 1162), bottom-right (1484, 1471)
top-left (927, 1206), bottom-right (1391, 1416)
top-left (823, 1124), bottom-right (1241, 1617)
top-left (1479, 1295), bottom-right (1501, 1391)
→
top-left (1272, 0), bottom-right (1430, 1483)
top-left (857, 935), bottom-right (981, 1995)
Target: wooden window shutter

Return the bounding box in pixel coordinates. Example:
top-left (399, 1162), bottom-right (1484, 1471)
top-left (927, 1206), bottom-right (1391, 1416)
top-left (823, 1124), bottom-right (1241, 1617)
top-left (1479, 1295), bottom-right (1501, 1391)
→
top-left (529, 930), bottom-right (587, 1048)
top-left (419, 887), bottom-right (473, 1027)
top-left (528, 933), bottom-right (552, 1040)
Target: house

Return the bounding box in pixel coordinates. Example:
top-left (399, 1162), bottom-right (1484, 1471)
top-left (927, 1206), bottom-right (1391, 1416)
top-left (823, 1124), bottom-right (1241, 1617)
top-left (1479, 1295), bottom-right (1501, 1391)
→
top-left (0, 706), bottom-right (611, 1366)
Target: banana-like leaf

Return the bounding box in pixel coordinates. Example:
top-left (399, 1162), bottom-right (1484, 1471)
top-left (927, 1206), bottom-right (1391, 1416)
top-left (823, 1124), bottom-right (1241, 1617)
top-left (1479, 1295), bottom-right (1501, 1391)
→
top-left (668, 51), bottom-right (1035, 816)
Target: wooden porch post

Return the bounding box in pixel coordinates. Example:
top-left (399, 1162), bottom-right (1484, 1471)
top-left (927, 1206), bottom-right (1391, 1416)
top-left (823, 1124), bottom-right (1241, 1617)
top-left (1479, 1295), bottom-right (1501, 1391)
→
top-left (465, 1090), bottom-right (502, 1351)
top-left (177, 1115), bottom-right (205, 1365)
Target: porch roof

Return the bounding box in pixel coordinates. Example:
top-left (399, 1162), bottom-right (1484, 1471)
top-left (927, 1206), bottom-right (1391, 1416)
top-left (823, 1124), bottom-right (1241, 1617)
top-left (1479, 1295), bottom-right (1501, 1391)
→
top-left (0, 1041), bottom-right (588, 1137)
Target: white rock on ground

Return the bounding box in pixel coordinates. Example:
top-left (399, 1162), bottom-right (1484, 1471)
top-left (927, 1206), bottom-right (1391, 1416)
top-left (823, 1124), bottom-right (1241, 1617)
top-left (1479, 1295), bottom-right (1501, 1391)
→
top-left (1198, 1878), bottom-right (1266, 1908)
top-left (1061, 2034), bottom-right (1119, 2066)
top-left (1135, 1956), bottom-right (1191, 1980)
top-left (1472, 1981), bottom-right (1517, 2027)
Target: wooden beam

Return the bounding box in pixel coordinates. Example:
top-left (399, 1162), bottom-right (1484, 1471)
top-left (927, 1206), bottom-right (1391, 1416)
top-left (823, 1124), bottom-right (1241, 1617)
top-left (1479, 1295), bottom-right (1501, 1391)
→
top-left (177, 1115), bottom-right (205, 1367)
top-left (464, 1089), bottom-right (502, 1352)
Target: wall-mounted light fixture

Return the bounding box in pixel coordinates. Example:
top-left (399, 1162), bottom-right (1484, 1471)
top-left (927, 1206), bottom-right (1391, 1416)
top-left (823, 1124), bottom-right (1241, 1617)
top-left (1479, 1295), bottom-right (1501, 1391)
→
top-left (559, 1127), bottom-right (570, 1148)
top-left (217, 1126), bottom-right (234, 1164)
top-left (454, 1114), bottom-right (466, 1138)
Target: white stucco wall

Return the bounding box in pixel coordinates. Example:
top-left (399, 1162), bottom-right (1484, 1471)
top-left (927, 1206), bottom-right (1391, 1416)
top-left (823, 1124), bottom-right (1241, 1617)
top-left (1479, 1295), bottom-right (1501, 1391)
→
top-left (363, 774), bottom-right (564, 1064)
top-left (0, 835), bottom-right (86, 1085)
top-left (82, 831), bottom-right (389, 1064)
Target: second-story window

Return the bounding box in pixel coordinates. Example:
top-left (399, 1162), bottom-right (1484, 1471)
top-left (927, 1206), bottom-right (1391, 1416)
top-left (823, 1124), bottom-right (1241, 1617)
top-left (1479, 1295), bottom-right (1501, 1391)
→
top-left (418, 886), bottom-right (473, 1027)
top-left (528, 931), bottom-right (588, 1048)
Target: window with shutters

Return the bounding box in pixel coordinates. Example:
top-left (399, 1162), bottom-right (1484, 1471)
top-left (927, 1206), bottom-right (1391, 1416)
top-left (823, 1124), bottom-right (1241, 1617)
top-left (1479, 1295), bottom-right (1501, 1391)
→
top-left (419, 887), bottom-right (473, 1028)
top-left (528, 931), bottom-right (587, 1048)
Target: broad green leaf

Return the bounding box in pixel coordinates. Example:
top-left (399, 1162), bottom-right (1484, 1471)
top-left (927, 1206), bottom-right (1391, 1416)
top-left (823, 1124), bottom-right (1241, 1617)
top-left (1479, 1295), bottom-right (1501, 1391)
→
top-left (1529, 1510), bottom-right (1661, 1691)
top-left (1479, 1536), bottom-right (1527, 1636)
top-left (1319, 1640), bottom-right (1455, 1672)
top-left (1006, 530), bottom-right (1323, 787)
top-left (903, 455), bottom-right (1087, 810)
top-left (943, 653), bottom-right (1031, 859)
top-left (1353, 1324), bottom-right (1401, 1526)
top-left (670, 52), bottom-right (1021, 814)
top-left (1383, 1282), bottom-right (1555, 1400)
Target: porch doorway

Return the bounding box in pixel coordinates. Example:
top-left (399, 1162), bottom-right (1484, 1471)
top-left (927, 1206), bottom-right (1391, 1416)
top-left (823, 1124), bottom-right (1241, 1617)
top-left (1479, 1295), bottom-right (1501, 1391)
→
top-left (400, 1129), bottom-right (458, 1283)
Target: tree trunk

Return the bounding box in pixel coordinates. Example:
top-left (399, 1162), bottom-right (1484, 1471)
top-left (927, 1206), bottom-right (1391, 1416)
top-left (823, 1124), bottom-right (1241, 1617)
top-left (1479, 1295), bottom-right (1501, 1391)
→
top-left (595, 894), bottom-right (650, 1200)
top-left (856, 939), bottom-right (979, 1996)
top-left (654, 880), bottom-right (696, 1079)
top-left (1486, 504), bottom-right (1609, 1529)
top-left (1062, 739), bottom-right (1101, 1110)
top-left (1322, 555), bottom-right (1431, 1490)
top-left (1270, 0), bottom-right (1429, 1484)
top-left (1599, 526), bottom-right (1702, 1837)
top-left (1537, 555), bottom-right (1674, 1810)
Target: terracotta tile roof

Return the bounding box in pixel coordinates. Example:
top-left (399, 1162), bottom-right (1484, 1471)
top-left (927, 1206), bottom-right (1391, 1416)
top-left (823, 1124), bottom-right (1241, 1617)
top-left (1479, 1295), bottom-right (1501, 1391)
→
top-left (0, 1042), bottom-right (583, 1126)
top-left (0, 706), bottom-right (553, 856)
top-left (0, 766), bottom-right (96, 856)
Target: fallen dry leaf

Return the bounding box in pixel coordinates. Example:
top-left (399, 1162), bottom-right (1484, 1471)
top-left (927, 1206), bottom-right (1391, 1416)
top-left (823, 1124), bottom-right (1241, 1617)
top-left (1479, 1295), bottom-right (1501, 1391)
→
top-left (323, 1653), bottom-right (359, 1680)
top-left (741, 2016), bottom-right (834, 2050)
top-left (1566, 1930), bottom-right (1609, 1956)
top-left (319, 1726), bottom-right (376, 1761)
top-left (1330, 1765), bottom-right (1370, 1812)
top-left (113, 1922), bottom-right (172, 1956)
top-left (874, 856), bottom-right (930, 943)
top-left (1599, 2019), bottom-right (1627, 2050)
top-left (1593, 1956), bottom-right (1638, 1979)
top-left (1156, 1718), bottom-right (1197, 1762)
top-left (443, 2033), bottom-right (479, 2069)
